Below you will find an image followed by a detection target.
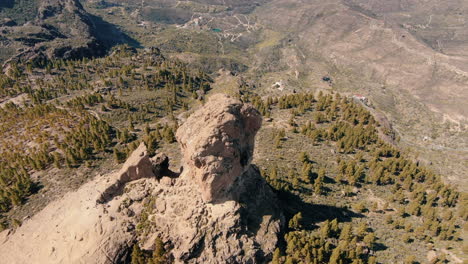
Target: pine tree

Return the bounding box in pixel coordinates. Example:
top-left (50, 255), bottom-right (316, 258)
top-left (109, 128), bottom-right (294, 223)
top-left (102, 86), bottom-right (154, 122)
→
top-left (288, 212), bottom-right (303, 230)
top-left (131, 244), bottom-right (145, 264)
top-left (52, 152), bottom-right (61, 169)
top-left (357, 222), bottom-right (368, 238)
top-left (275, 135), bottom-right (282, 149)
top-left (330, 219), bottom-right (339, 237)
top-left (329, 246), bottom-right (342, 264)
top-left (152, 237), bottom-right (166, 264)
top-left (363, 233), bottom-right (376, 250)
top-left (272, 248), bottom-right (282, 264)
top-left (301, 164), bottom-right (311, 183)
top-left (339, 223), bottom-right (352, 242)
top-left (299, 152), bottom-right (309, 163)
top-left (145, 123), bottom-right (151, 135)
top-left (113, 148), bottom-right (122, 163)
top-left (284, 256), bottom-right (294, 264)
top-left (314, 170), bottom-right (324, 195)
top-left (320, 220), bottom-right (330, 239)
top-left (368, 256), bottom-right (377, 264)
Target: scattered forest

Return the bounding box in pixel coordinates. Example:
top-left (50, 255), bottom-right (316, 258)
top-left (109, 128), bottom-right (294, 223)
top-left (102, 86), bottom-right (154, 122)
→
top-left (0, 45), bottom-right (210, 228)
top-left (247, 92), bottom-right (466, 263)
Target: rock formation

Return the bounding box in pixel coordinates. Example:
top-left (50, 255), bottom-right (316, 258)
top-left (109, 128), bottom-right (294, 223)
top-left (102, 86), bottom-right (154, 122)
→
top-left (1, 0), bottom-right (107, 66)
top-left (0, 94), bottom-right (283, 264)
top-left (176, 93), bottom-right (263, 203)
top-left (96, 143), bottom-right (165, 204)
top-left (140, 94), bottom-right (283, 263)
top-left (0, 143), bottom-right (160, 263)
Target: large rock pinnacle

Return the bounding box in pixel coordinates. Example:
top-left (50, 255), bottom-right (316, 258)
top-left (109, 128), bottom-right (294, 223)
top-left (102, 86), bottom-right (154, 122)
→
top-left (144, 94), bottom-right (283, 263)
top-left (176, 94), bottom-right (262, 203)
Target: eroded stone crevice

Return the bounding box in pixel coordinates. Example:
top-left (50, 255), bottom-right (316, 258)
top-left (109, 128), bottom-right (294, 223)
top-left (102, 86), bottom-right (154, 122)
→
top-left (97, 149), bottom-right (178, 204)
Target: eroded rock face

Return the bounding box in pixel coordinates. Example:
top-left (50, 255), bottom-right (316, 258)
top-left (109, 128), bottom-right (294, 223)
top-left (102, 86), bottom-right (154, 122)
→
top-left (176, 94), bottom-right (262, 202)
top-left (97, 143), bottom-right (159, 204)
top-left (0, 144), bottom-right (159, 264)
top-left (142, 165), bottom-right (283, 264)
top-left (137, 94), bottom-right (283, 263)
top-left (1, 0), bottom-right (106, 67)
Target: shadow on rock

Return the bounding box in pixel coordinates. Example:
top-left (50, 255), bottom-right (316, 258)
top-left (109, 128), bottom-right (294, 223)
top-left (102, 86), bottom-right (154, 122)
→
top-left (89, 14), bottom-right (142, 49)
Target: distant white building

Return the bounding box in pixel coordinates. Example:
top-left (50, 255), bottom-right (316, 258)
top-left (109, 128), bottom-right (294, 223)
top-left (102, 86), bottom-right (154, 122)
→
top-left (272, 80), bottom-right (284, 91)
top-left (352, 94), bottom-right (369, 105)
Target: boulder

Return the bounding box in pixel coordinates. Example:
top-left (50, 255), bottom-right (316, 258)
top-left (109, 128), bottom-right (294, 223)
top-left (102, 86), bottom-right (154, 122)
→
top-left (97, 143), bottom-right (155, 204)
top-left (150, 153), bottom-right (170, 179)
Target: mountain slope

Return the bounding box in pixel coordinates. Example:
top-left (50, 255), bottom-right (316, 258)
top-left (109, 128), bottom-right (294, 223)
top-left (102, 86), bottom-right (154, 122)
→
top-left (0, 0), bottom-right (139, 65)
top-left (88, 0), bottom-right (467, 189)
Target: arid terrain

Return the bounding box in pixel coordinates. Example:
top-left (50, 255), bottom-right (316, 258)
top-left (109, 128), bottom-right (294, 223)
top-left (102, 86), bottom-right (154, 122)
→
top-left (0, 0), bottom-right (466, 263)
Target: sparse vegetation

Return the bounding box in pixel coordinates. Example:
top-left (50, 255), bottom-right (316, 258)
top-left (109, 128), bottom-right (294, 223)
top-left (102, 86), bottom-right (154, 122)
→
top-left (0, 45), bottom-right (211, 227)
top-left (251, 92), bottom-right (465, 263)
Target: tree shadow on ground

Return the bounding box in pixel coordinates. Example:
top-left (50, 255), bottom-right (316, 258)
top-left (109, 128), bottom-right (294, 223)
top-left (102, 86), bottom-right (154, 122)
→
top-left (30, 181), bottom-right (44, 196)
top-left (0, 0), bottom-right (14, 9)
top-left (373, 242), bottom-right (388, 252)
top-left (275, 188), bottom-right (364, 231)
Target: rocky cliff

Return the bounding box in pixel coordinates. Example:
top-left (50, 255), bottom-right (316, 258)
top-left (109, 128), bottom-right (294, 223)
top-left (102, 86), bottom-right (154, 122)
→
top-left (176, 93), bottom-right (263, 203)
top-left (0, 94), bottom-right (283, 263)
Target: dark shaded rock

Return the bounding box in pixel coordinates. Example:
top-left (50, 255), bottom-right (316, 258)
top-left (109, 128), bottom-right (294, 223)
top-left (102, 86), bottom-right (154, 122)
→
top-left (1, 0), bottom-right (140, 67)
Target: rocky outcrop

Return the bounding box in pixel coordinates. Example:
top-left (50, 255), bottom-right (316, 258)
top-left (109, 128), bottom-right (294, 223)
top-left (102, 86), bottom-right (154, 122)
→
top-left (141, 164), bottom-right (283, 264)
top-left (176, 93), bottom-right (262, 203)
top-left (0, 144), bottom-right (159, 264)
top-left (97, 143), bottom-right (167, 204)
top-left (1, 0), bottom-right (106, 66)
top-left (140, 94), bottom-right (283, 263)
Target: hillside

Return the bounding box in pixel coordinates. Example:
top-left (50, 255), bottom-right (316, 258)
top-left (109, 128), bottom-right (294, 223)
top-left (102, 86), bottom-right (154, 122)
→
top-left (0, 0), bottom-right (138, 64)
top-left (82, 0), bottom-right (467, 191)
top-left (0, 47), bottom-right (464, 263)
